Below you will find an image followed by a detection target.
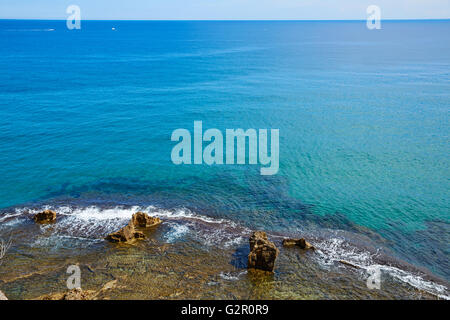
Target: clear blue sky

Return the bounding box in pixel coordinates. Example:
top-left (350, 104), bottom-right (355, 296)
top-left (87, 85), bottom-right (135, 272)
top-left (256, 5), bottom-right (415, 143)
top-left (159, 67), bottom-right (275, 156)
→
top-left (0, 0), bottom-right (449, 20)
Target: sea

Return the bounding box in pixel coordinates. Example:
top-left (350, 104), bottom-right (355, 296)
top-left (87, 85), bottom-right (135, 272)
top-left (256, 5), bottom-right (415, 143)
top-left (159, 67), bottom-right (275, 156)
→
top-left (0, 20), bottom-right (448, 299)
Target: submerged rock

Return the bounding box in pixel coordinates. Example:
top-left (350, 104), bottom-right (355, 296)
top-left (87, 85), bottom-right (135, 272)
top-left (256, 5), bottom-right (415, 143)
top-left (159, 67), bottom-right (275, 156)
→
top-left (59, 288), bottom-right (96, 300)
top-left (106, 222), bottom-right (145, 243)
top-left (339, 260), bottom-right (360, 269)
top-left (33, 210), bottom-right (56, 223)
top-left (0, 290), bottom-right (7, 300)
top-left (38, 280), bottom-right (118, 300)
top-left (131, 212), bottom-right (162, 228)
top-left (282, 238), bottom-right (315, 250)
top-left (247, 231), bottom-right (279, 272)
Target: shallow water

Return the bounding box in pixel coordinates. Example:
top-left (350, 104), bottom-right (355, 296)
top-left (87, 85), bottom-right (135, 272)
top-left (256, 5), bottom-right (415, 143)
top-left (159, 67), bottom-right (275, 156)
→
top-left (0, 203), bottom-right (448, 299)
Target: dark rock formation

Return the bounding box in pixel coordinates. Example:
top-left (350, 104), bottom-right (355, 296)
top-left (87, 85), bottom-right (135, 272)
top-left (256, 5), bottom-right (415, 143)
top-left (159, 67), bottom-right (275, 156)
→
top-left (282, 238), bottom-right (315, 250)
top-left (339, 260), bottom-right (360, 269)
top-left (33, 210), bottom-right (56, 223)
top-left (247, 231), bottom-right (279, 272)
top-left (131, 212), bottom-right (162, 228)
top-left (105, 222), bottom-right (145, 243)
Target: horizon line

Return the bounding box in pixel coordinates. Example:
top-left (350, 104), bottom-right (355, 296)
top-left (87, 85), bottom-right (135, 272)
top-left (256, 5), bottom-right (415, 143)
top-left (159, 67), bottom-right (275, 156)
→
top-left (1, 18), bottom-right (449, 21)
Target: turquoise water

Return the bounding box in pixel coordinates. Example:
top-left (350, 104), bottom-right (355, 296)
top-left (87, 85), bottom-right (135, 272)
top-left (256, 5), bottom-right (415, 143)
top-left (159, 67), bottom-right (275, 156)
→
top-left (0, 20), bottom-right (449, 283)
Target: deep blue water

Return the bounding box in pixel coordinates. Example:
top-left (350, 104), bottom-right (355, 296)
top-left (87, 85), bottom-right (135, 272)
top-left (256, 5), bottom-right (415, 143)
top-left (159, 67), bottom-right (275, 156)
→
top-left (0, 20), bottom-right (449, 281)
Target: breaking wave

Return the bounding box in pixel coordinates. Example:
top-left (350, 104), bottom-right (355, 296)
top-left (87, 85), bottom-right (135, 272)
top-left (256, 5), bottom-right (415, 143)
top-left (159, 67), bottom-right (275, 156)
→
top-left (313, 237), bottom-right (449, 299)
top-left (1, 204), bottom-right (249, 248)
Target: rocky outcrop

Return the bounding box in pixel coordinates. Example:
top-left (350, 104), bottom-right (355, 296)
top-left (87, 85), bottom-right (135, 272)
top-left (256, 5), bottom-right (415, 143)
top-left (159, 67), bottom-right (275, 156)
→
top-left (247, 231), bottom-right (279, 272)
top-left (46, 288), bottom-right (96, 300)
top-left (105, 222), bottom-right (145, 243)
top-left (106, 212), bottom-right (162, 243)
top-left (282, 238), bottom-right (315, 250)
top-left (0, 290), bottom-right (7, 300)
top-left (131, 212), bottom-right (162, 228)
top-left (39, 280), bottom-right (118, 300)
top-left (33, 210), bottom-right (56, 223)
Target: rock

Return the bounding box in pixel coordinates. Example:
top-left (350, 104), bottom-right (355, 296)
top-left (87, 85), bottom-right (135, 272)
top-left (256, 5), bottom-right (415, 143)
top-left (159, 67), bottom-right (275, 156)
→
top-left (46, 288), bottom-right (95, 300)
top-left (249, 231), bottom-right (267, 251)
top-left (105, 222), bottom-right (145, 243)
top-left (61, 288), bottom-right (96, 300)
top-left (99, 280), bottom-right (117, 292)
top-left (247, 231), bottom-right (279, 272)
top-left (38, 280), bottom-right (118, 300)
top-left (105, 211), bottom-right (161, 243)
top-left (281, 239), bottom-right (297, 247)
top-left (0, 290), bottom-right (7, 300)
top-left (33, 209), bottom-right (56, 223)
top-left (40, 288), bottom-right (95, 300)
top-left (339, 260), bottom-right (360, 269)
top-left (131, 212), bottom-right (162, 228)
top-left (282, 238), bottom-right (315, 250)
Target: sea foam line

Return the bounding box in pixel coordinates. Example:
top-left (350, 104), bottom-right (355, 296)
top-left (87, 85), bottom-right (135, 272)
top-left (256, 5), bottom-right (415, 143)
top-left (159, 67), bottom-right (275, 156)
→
top-left (313, 237), bottom-right (449, 300)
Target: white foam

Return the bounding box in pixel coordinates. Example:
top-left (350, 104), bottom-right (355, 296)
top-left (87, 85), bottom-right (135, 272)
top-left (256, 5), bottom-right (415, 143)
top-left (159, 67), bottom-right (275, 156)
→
top-left (64, 206), bottom-right (140, 221)
top-left (196, 228), bottom-right (246, 248)
top-left (314, 237), bottom-right (373, 267)
top-left (223, 235), bottom-right (246, 248)
top-left (54, 204), bottom-right (236, 226)
top-left (220, 271), bottom-right (247, 281)
top-left (377, 264), bottom-right (449, 300)
top-left (0, 211), bottom-right (23, 223)
top-left (147, 206), bottom-right (237, 226)
top-left (164, 223), bottom-right (190, 243)
top-left (5, 205), bottom-right (245, 245)
top-left (314, 237), bottom-right (449, 299)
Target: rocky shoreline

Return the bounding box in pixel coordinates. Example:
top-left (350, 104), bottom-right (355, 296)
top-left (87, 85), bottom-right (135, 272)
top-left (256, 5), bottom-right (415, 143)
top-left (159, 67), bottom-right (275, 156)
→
top-left (1, 209), bottom-right (323, 300)
top-left (0, 208), bottom-right (447, 300)
top-left (32, 209), bottom-right (317, 275)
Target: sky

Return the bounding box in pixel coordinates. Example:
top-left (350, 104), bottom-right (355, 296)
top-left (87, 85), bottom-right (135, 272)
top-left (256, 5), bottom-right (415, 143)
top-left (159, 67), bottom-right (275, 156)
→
top-left (0, 0), bottom-right (449, 20)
